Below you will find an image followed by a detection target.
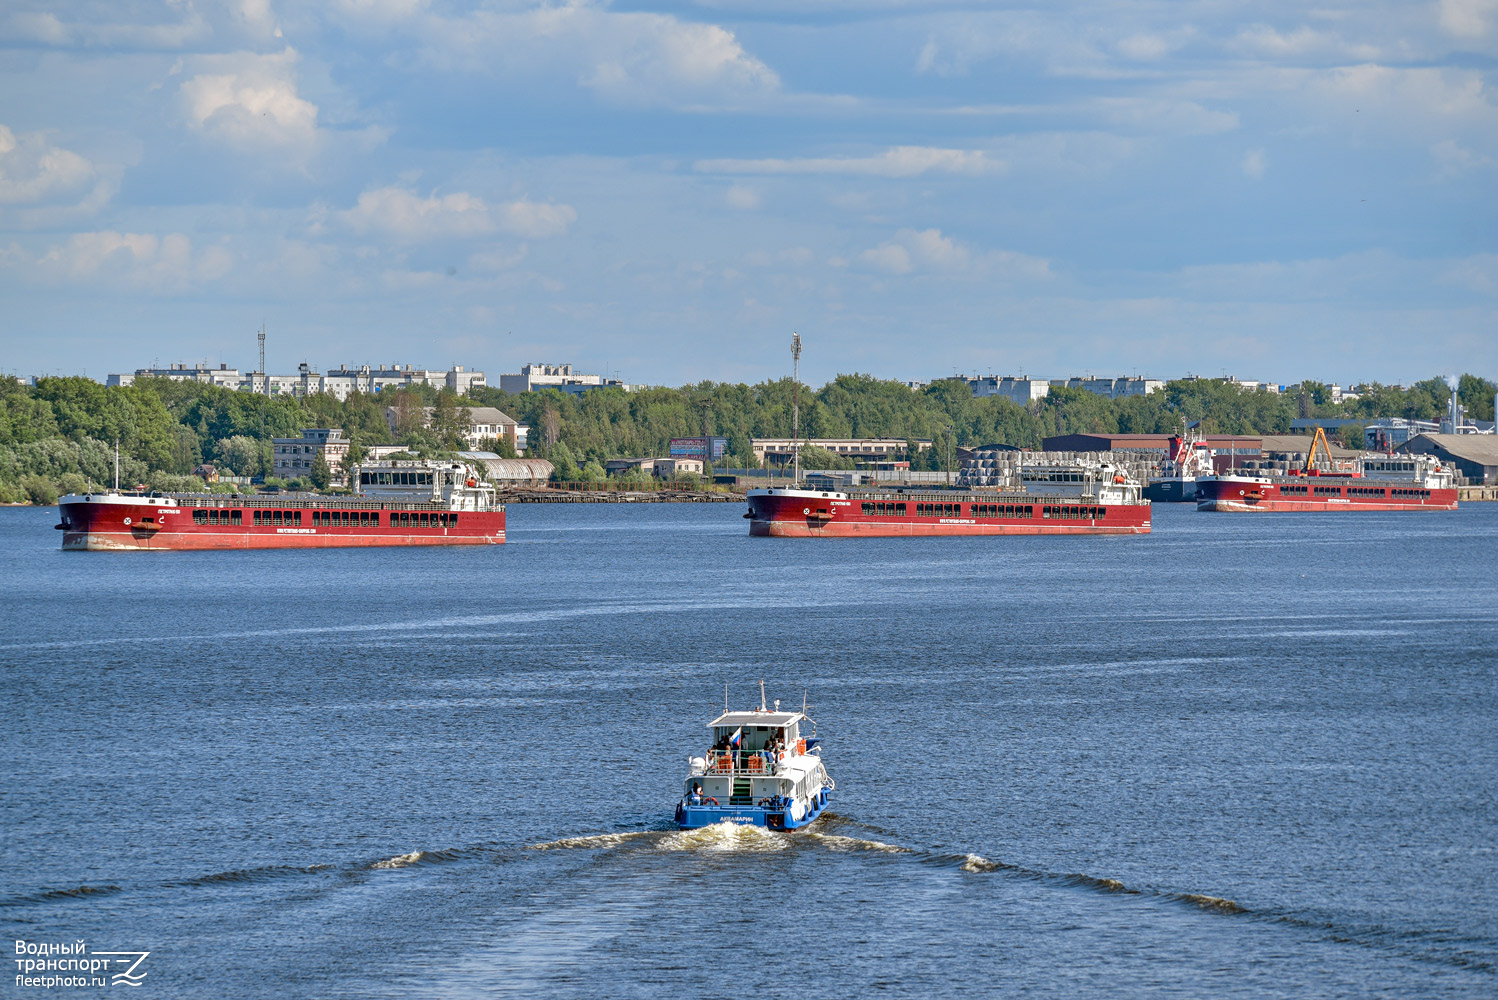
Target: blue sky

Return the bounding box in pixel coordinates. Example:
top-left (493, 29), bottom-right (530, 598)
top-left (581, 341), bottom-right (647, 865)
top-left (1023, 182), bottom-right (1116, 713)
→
top-left (1, 0), bottom-right (1494, 387)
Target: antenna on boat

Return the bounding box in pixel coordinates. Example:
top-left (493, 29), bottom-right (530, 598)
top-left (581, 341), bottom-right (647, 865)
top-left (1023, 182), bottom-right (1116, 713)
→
top-left (724, 682), bottom-right (729, 713)
top-left (802, 689), bottom-right (807, 715)
top-left (759, 678), bottom-right (767, 712)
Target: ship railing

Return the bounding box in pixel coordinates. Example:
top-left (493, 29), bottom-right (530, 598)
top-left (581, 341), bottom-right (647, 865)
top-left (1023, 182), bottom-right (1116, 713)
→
top-left (701, 750), bottom-right (787, 775)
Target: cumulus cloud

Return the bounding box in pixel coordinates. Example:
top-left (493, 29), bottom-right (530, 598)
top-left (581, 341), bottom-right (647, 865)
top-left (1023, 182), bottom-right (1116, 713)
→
top-left (32, 230), bottom-right (232, 292)
top-left (0, 125), bottom-right (95, 205)
top-left (341, 187), bottom-right (576, 241)
top-left (1439, 0), bottom-right (1498, 38)
top-left (697, 146), bottom-right (1002, 178)
top-left (858, 228), bottom-right (1050, 279)
top-left (407, 3), bottom-right (779, 107)
top-left (180, 49), bottom-right (318, 151)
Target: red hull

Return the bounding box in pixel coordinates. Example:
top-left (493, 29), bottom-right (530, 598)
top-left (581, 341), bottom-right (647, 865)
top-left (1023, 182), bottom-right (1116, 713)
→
top-left (59, 497), bottom-right (504, 550)
top-left (747, 490), bottom-right (1150, 537)
top-left (1196, 478), bottom-right (1457, 513)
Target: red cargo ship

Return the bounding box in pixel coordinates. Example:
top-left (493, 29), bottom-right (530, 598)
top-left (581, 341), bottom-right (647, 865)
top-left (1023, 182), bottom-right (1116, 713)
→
top-left (1195, 429), bottom-right (1458, 513)
top-left (57, 460), bottom-right (505, 551)
top-left (745, 483), bottom-right (1150, 537)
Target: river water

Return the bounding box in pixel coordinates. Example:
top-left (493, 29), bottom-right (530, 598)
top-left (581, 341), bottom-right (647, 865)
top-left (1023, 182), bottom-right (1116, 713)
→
top-left (2, 501), bottom-right (1495, 998)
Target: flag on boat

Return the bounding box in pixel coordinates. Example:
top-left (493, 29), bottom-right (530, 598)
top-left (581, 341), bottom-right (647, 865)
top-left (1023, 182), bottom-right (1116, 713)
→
top-left (729, 727), bottom-right (742, 748)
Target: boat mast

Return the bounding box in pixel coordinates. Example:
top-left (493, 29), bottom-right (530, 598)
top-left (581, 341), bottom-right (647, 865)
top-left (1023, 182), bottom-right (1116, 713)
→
top-left (113, 438), bottom-right (119, 492)
top-left (759, 678), bottom-right (767, 712)
top-left (791, 332), bottom-right (802, 486)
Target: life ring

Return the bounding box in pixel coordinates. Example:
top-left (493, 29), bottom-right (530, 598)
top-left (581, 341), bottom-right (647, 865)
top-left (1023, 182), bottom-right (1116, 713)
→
top-left (758, 797), bottom-right (772, 807)
top-left (703, 797), bottom-right (719, 807)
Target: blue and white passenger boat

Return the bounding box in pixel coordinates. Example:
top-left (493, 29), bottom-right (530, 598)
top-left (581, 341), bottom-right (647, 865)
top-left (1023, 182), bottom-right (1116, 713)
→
top-left (675, 689), bottom-right (834, 830)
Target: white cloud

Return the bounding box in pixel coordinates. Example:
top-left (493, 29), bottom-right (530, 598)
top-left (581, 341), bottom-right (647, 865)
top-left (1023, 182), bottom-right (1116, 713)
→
top-left (859, 228), bottom-right (1050, 279)
top-left (410, 3), bottom-right (779, 108)
top-left (32, 230), bottom-right (232, 292)
top-left (697, 146), bottom-right (1002, 178)
top-left (1243, 148), bottom-right (1267, 179)
top-left (497, 198), bottom-right (578, 239)
top-left (725, 184), bottom-right (760, 209)
top-left (180, 49), bottom-right (318, 151)
top-left (1431, 138), bottom-right (1498, 175)
top-left (1439, 0), bottom-right (1498, 38)
top-left (0, 125), bottom-right (95, 205)
top-left (3, 8), bottom-right (210, 48)
top-left (340, 187), bottom-right (576, 242)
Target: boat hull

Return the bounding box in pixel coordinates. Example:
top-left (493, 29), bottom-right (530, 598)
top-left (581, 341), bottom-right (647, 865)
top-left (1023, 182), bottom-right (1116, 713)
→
top-left (1143, 478), bottom-right (1199, 503)
top-left (58, 496), bottom-right (505, 550)
top-left (676, 789), bottom-right (830, 831)
top-left (1195, 478), bottom-right (1458, 513)
top-left (747, 490), bottom-right (1150, 537)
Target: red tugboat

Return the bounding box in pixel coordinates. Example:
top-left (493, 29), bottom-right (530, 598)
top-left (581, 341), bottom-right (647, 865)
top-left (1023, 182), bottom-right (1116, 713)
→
top-left (745, 478), bottom-right (1151, 538)
top-left (1195, 428), bottom-right (1458, 513)
top-left (57, 460), bottom-right (505, 551)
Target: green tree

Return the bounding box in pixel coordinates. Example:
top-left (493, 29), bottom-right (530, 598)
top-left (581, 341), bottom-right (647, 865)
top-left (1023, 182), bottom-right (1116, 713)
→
top-left (309, 451), bottom-right (332, 490)
top-left (549, 442), bottom-right (580, 481)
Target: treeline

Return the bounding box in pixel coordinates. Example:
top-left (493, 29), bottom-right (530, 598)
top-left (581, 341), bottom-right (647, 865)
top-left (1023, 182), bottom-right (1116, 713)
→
top-left (1, 371), bottom-right (1493, 502)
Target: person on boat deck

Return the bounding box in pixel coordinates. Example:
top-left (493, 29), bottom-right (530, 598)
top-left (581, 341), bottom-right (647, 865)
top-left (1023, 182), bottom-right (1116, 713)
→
top-left (689, 784), bottom-right (703, 805)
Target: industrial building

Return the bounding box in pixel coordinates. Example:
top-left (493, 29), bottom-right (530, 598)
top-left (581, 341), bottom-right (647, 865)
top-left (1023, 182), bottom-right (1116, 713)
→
top-left (1399, 435), bottom-right (1498, 484)
top-left (1041, 433), bottom-right (1261, 467)
top-left (751, 438), bottom-right (930, 467)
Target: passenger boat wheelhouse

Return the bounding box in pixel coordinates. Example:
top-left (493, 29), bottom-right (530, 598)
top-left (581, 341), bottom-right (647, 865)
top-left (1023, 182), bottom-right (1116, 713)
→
top-left (745, 478), bottom-right (1150, 538)
top-left (1195, 428), bottom-right (1458, 513)
top-left (57, 460), bottom-right (505, 550)
top-left (676, 695), bottom-right (833, 831)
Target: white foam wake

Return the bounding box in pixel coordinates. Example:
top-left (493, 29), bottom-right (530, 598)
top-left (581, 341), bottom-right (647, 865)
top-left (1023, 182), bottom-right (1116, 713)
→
top-left (657, 822), bottom-right (788, 853)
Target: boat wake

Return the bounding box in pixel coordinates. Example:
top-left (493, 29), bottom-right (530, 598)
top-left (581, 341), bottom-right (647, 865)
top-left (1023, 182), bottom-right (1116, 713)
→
top-left (657, 823), bottom-right (789, 853)
top-left (528, 832), bottom-right (658, 851)
top-left (370, 848), bottom-right (470, 869)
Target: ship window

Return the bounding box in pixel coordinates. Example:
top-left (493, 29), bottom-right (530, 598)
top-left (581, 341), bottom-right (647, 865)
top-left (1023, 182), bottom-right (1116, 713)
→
top-left (450, 514), bottom-right (459, 527)
top-left (208, 510), bottom-right (219, 525)
top-left (253, 510), bottom-right (261, 525)
top-left (862, 502), bottom-right (873, 515)
top-left (1098, 507), bottom-right (1107, 517)
top-left (272, 510), bottom-right (283, 526)
top-left (1042, 506), bottom-right (1051, 519)
top-left (361, 472), bottom-right (370, 485)
top-left (231, 510), bottom-right (242, 525)
top-left (194, 509), bottom-right (207, 524)
top-left (895, 503), bottom-right (906, 516)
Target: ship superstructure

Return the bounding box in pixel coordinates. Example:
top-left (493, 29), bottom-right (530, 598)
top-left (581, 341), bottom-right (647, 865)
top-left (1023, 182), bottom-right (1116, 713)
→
top-left (1145, 422), bottom-right (1217, 502)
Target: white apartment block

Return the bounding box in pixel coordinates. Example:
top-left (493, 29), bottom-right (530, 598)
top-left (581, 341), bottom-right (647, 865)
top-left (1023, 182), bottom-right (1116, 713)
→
top-left (499, 363), bottom-right (638, 395)
top-left (386, 405), bottom-right (529, 451)
top-left (108, 362), bottom-right (485, 400)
